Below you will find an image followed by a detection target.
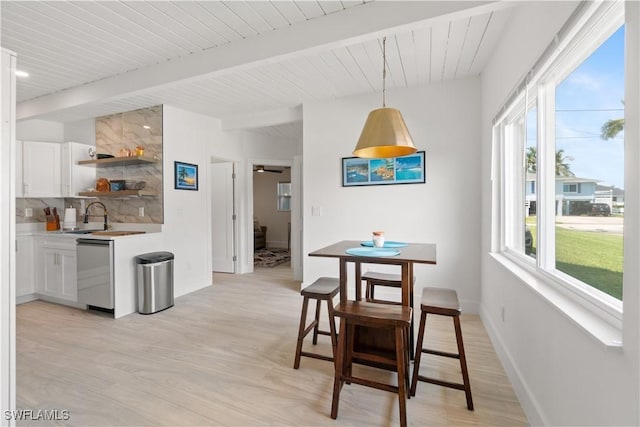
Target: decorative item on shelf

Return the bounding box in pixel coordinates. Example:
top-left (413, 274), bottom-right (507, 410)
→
top-left (135, 146), bottom-right (144, 156)
top-left (353, 36), bottom-right (417, 159)
top-left (117, 148), bottom-right (131, 157)
top-left (373, 231), bottom-right (385, 248)
top-left (96, 153), bottom-right (114, 159)
top-left (110, 180), bottom-right (125, 191)
top-left (95, 177), bottom-right (110, 192)
top-left (124, 180), bottom-right (146, 190)
top-left (88, 147), bottom-right (96, 160)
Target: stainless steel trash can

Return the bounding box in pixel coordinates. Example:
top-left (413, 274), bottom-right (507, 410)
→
top-left (135, 251), bottom-right (174, 314)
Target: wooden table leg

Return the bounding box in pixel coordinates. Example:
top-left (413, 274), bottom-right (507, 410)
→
top-left (331, 318), bottom-right (347, 419)
top-left (339, 257), bottom-right (347, 305)
top-left (401, 263), bottom-right (415, 360)
top-left (355, 261), bottom-right (362, 301)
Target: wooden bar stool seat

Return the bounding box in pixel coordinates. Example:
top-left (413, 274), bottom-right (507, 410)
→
top-left (293, 277), bottom-right (339, 369)
top-left (362, 271), bottom-right (416, 359)
top-left (331, 301), bottom-right (412, 427)
top-left (410, 287), bottom-right (474, 410)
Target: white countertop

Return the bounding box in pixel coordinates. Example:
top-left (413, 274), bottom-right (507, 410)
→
top-left (18, 222), bottom-right (162, 239)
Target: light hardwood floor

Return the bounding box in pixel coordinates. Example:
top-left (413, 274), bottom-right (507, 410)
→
top-left (17, 264), bottom-right (527, 426)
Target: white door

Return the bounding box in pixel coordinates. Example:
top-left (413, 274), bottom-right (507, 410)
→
top-left (211, 162), bottom-right (235, 273)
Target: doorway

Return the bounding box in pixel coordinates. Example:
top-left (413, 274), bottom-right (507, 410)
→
top-left (252, 163), bottom-right (292, 273)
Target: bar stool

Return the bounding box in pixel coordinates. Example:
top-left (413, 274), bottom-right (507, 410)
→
top-left (331, 301), bottom-right (412, 427)
top-left (362, 271), bottom-right (416, 359)
top-left (293, 277), bottom-right (339, 369)
top-left (410, 287), bottom-right (473, 410)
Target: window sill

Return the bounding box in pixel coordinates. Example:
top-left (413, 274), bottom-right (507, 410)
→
top-left (490, 252), bottom-right (623, 350)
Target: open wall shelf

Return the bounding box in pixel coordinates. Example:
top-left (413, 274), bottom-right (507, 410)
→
top-left (78, 156), bottom-right (157, 167)
top-left (78, 190), bottom-right (156, 197)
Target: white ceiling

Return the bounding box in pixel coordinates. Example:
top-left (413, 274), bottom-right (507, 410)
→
top-left (1, 1), bottom-right (514, 139)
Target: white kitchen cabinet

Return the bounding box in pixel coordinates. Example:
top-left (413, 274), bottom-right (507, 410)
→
top-left (15, 139), bottom-right (24, 197)
top-left (16, 235), bottom-right (35, 300)
top-left (61, 141), bottom-right (96, 197)
top-left (21, 140), bottom-right (61, 197)
top-left (35, 236), bottom-right (77, 303)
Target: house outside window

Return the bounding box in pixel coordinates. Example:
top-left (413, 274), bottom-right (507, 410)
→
top-left (494, 2), bottom-right (624, 322)
top-left (563, 183), bottom-right (579, 193)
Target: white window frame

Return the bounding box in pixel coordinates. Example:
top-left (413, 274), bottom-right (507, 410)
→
top-left (494, 1), bottom-right (625, 328)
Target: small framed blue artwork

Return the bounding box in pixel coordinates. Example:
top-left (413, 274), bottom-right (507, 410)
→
top-left (174, 161), bottom-right (198, 191)
top-left (342, 151), bottom-right (425, 187)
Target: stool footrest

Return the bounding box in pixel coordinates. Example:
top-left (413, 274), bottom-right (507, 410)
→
top-left (368, 298), bottom-right (402, 305)
top-left (316, 330), bottom-right (332, 337)
top-left (422, 348), bottom-right (460, 359)
top-left (301, 351), bottom-right (334, 362)
top-left (343, 375), bottom-right (399, 394)
top-left (352, 350), bottom-right (396, 367)
top-left (416, 375), bottom-right (466, 391)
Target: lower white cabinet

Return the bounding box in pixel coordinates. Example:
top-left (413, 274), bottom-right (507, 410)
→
top-left (35, 236), bottom-right (77, 303)
top-left (16, 235), bottom-right (35, 299)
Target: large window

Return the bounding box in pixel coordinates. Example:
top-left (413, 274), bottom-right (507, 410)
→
top-left (495, 2), bottom-right (624, 316)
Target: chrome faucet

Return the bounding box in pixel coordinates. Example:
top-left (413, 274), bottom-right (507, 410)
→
top-left (83, 201), bottom-right (108, 230)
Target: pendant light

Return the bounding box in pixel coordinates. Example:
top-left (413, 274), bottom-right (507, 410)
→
top-left (353, 37), bottom-right (417, 159)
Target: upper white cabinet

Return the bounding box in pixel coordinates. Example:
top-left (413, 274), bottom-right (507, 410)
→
top-left (21, 140), bottom-right (61, 197)
top-left (61, 141), bottom-right (96, 197)
top-left (16, 140), bottom-right (96, 198)
top-left (15, 139), bottom-right (23, 197)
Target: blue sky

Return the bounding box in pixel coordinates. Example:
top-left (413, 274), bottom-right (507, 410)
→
top-left (528, 25), bottom-right (625, 188)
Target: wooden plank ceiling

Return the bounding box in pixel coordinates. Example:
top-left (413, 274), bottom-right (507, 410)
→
top-left (1, 1), bottom-right (512, 138)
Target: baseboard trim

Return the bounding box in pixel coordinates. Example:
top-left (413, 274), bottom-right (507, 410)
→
top-left (16, 293), bottom-right (38, 305)
top-left (480, 306), bottom-right (547, 426)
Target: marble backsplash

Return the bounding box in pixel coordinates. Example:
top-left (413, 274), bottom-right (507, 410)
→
top-left (16, 196), bottom-right (164, 226)
top-left (94, 105), bottom-right (163, 224)
top-left (16, 105), bottom-right (164, 225)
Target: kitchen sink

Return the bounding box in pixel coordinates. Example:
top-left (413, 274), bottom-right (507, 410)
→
top-left (62, 229), bottom-right (104, 234)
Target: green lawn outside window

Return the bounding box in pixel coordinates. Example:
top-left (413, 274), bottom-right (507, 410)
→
top-left (525, 221), bottom-right (623, 300)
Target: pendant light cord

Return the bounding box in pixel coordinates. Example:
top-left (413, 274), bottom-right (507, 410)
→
top-left (382, 36), bottom-right (387, 108)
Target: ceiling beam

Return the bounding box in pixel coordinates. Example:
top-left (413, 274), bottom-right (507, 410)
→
top-left (221, 106), bottom-right (302, 131)
top-left (17, 1), bottom-right (506, 120)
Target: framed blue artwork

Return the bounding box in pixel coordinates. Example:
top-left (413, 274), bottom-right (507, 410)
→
top-left (174, 161), bottom-right (198, 191)
top-left (342, 151), bottom-right (425, 187)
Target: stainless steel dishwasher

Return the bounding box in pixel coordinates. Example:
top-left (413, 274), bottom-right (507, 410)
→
top-left (77, 238), bottom-right (114, 311)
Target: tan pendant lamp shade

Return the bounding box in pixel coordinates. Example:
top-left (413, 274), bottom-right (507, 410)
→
top-left (353, 36), bottom-right (417, 159)
top-left (353, 107), bottom-right (416, 158)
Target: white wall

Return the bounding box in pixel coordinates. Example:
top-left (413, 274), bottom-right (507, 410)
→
top-left (16, 119), bottom-right (63, 142)
top-left (253, 168), bottom-right (291, 248)
top-left (162, 105), bottom-right (218, 296)
top-left (303, 77), bottom-right (481, 311)
top-left (480, 2), bottom-right (639, 425)
top-left (64, 119), bottom-right (95, 145)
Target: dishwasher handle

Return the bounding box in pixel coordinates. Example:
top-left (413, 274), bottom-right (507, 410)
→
top-left (77, 238), bottom-right (112, 246)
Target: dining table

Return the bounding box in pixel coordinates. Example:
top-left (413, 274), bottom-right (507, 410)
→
top-left (308, 240), bottom-right (437, 361)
